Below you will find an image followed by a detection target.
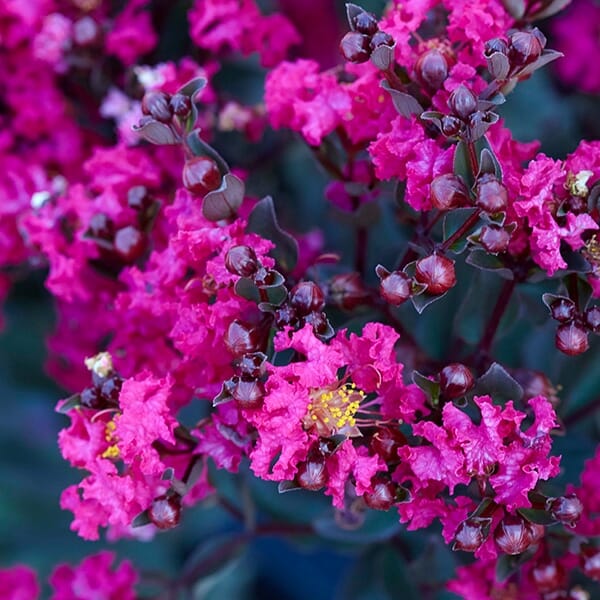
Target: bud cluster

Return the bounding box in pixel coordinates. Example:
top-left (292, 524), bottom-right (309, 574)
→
top-left (339, 5), bottom-right (393, 64)
top-left (79, 355), bottom-right (123, 411)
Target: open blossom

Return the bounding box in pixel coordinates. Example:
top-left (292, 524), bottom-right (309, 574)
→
top-left (0, 565), bottom-right (39, 600)
top-left (50, 552), bottom-right (137, 600)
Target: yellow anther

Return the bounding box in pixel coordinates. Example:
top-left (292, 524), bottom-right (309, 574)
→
top-left (102, 445), bottom-right (120, 459)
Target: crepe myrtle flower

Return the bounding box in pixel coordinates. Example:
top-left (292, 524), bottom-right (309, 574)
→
top-left (243, 322), bottom-right (427, 508)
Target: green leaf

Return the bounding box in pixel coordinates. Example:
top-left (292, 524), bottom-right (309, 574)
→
top-left (371, 43), bottom-right (395, 70)
top-left (517, 50), bottom-right (564, 79)
top-left (247, 196), bottom-right (298, 272)
top-left (443, 207), bottom-right (480, 253)
top-left (345, 3), bottom-right (362, 29)
top-left (176, 77), bottom-right (207, 100)
top-left (132, 510), bottom-right (152, 528)
top-left (278, 480), bottom-right (302, 493)
top-left (478, 147), bottom-right (503, 181)
top-left (133, 120), bottom-right (179, 145)
top-left (186, 130), bottom-right (230, 174)
top-left (233, 277), bottom-right (260, 303)
top-left (202, 173), bottom-right (245, 222)
top-left (453, 141), bottom-right (474, 189)
top-left (495, 547), bottom-right (537, 583)
top-left (501, 0), bottom-right (526, 18)
top-left (412, 371), bottom-right (440, 405)
top-left (410, 290), bottom-right (448, 314)
top-left (56, 393), bottom-right (81, 414)
top-left (381, 80), bottom-right (423, 118)
top-left (466, 249), bottom-right (514, 280)
top-left (517, 507), bottom-right (557, 525)
top-left (528, 0), bottom-right (572, 19)
top-left (470, 362), bottom-right (523, 404)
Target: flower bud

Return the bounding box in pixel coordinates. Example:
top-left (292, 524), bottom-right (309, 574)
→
top-left (430, 174), bottom-right (469, 210)
top-left (141, 90), bottom-right (173, 123)
top-left (231, 376), bottom-right (264, 409)
top-left (415, 49), bottom-right (449, 91)
top-left (550, 298), bottom-right (576, 323)
top-left (584, 306), bottom-right (600, 333)
top-left (475, 174), bottom-right (508, 213)
top-left (114, 226), bottom-right (146, 262)
top-left (414, 254), bottom-right (456, 295)
top-left (290, 281), bottom-right (325, 316)
top-left (100, 375), bottom-right (123, 405)
top-left (370, 427), bottom-right (405, 463)
top-left (453, 517), bottom-right (491, 552)
top-left (509, 30), bottom-right (544, 67)
top-left (531, 559), bottom-right (565, 594)
top-left (439, 363), bottom-right (474, 399)
top-left (370, 31), bottom-right (394, 50)
top-left (87, 213), bottom-right (115, 241)
top-left (80, 386), bottom-right (104, 410)
top-left (484, 38), bottom-right (509, 57)
top-left (225, 320), bottom-right (261, 357)
top-left (339, 31), bottom-right (371, 63)
top-left (149, 494), bottom-right (181, 530)
top-left (556, 322), bottom-right (589, 356)
top-left (274, 304), bottom-right (298, 328)
top-left (441, 115), bottom-right (463, 137)
top-left (329, 273), bottom-right (370, 310)
top-left (353, 9), bottom-right (379, 35)
top-left (305, 311), bottom-right (331, 337)
top-left (127, 186), bottom-right (152, 211)
top-left (296, 455), bottom-right (327, 491)
top-left (182, 156), bottom-right (222, 196)
top-left (480, 224), bottom-right (511, 254)
top-left (494, 514), bottom-right (542, 555)
top-left (376, 265), bottom-right (411, 305)
top-left (363, 475), bottom-right (397, 511)
top-left (169, 93), bottom-right (192, 118)
top-left (236, 352), bottom-right (266, 379)
top-left (225, 245), bottom-right (259, 277)
top-left (580, 545), bottom-right (600, 581)
top-left (547, 494), bottom-right (583, 527)
top-left (448, 85), bottom-right (478, 120)
top-left (73, 16), bottom-right (100, 47)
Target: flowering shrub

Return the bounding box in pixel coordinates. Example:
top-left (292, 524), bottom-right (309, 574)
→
top-left (2, 0), bottom-right (600, 598)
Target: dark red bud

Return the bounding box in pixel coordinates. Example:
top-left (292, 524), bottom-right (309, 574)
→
top-left (556, 322), bottom-right (589, 356)
top-left (182, 156), bottom-right (222, 196)
top-left (363, 475), bottom-right (397, 511)
top-left (531, 559), bottom-right (565, 594)
top-left (414, 254), bottom-right (456, 295)
top-left (547, 494), bottom-right (583, 527)
top-left (127, 186), bottom-right (152, 211)
top-left (100, 375), bottom-right (123, 405)
top-left (304, 311), bottom-right (330, 337)
top-left (296, 456), bottom-right (327, 491)
top-left (80, 386), bottom-right (104, 410)
top-left (479, 225), bottom-right (511, 254)
top-left (290, 282), bottom-right (325, 316)
top-left (509, 30), bottom-right (544, 67)
top-left (370, 31), bottom-right (394, 50)
top-left (475, 174), bottom-right (508, 213)
top-left (231, 377), bottom-right (264, 409)
top-left (453, 517), bottom-right (491, 552)
top-left (141, 91), bottom-right (173, 123)
top-left (148, 494), bottom-right (181, 530)
top-left (494, 514), bottom-right (540, 555)
top-left (430, 174), bottom-right (469, 210)
top-left (225, 320), bottom-right (261, 357)
top-left (225, 245), bottom-right (259, 277)
top-left (339, 31), bottom-right (371, 63)
top-left (329, 273), bottom-right (370, 310)
top-left (439, 363), bottom-right (474, 399)
top-left (377, 266), bottom-right (412, 305)
top-left (353, 9), bottom-right (379, 36)
top-left (169, 93), bottom-right (192, 119)
top-left (448, 85), bottom-right (478, 120)
top-left (580, 545), bottom-right (600, 581)
top-left (484, 38), bottom-right (509, 57)
top-left (441, 115), bottom-right (463, 137)
top-left (370, 427), bottom-right (405, 463)
top-left (415, 49), bottom-right (449, 91)
top-left (274, 304), bottom-right (298, 328)
top-left (550, 298), bottom-right (576, 323)
top-left (114, 226), bottom-right (146, 262)
top-left (584, 306), bottom-right (600, 333)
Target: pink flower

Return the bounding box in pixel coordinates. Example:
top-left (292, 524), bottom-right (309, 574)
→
top-left (50, 551), bottom-right (137, 600)
top-left (0, 565), bottom-right (39, 600)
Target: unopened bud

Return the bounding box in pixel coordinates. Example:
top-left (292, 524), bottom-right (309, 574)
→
top-left (547, 494), bottom-right (583, 527)
top-left (231, 376), bottom-right (264, 409)
top-left (448, 85), bottom-right (478, 120)
top-left (225, 320), bottom-right (261, 357)
top-left (494, 514), bottom-right (543, 555)
top-left (182, 156), bottom-right (222, 196)
top-left (556, 322), bottom-right (589, 356)
top-left (149, 494), bottom-right (181, 530)
top-left (370, 427), bottom-right (405, 463)
top-left (370, 31), bottom-right (394, 50)
top-left (509, 30), bottom-right (544, 67)
top-left (485, 38), bottom-right (509, 57)
top-left (225, 245), bottom-right (259, 277)
top-left (296, 456), bottom-right (327, 491)
top-left (329, 273), bottom-right (370, 310)
top-left (441, 115), bottom-right (463, 137)
top-left (580, 545), bottom-right (600, 581)
top-left (376, 265), bottom-right (411, 305)
top-left (340, 31), bottom-right (371, 63)
top-left (531, 559), bottom-right (565, 594)
top-left (430, 174), bottom-right (469, 210)
top-left (353, 9), bottom-right (379, 36)
top-left (453, 517), bottom-right (491, 552)
top-left (550, 298), bottom-right (576, 323)
top-left (414, 254), bottom-right (456, 295)
top-left (475, 174), bottom-right (508, 213)
top-left (114, 226), bottom-right (146, 263)
top-left (141, 90), bottom-right (173, 123)
top-left (480, 224), bottom-right (511, 254)
top-left (169, 93), bottom-right (192, 118)
top-left (363, 475), bottom-right (397, 511)
top-left (236, 352), bottom-right (266, 379)
top-left (415, 49), bottom-right (449, 91)
top-left (584, 306), bottom-right (600, 333)
top-left (290, 282), bottom-right (325, 316)
top-left (439, 363), bottom-right (474, 399)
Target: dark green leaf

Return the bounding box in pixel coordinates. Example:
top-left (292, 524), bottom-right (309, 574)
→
top-left (132, 510), bottom-right (152, 528)
top-left (381, 80), bottom-right (423, 118)
top-left (412, 371), bottom-right (440, 405)
top-left (202, 174), bottom-right (245, 221)
top-left (411, 290), bottom-right (447, 314)
top-left (501, 0), bottom-right (526, 18)
top-left (453, 141), bottom-right (474, 189)
top-left (56, 394), bottom-right (81, 414)
top-left (528, 0), bottom-right (571, 20)
top-left (443, 208), bottom-right (480, 254)
top-left (278, 480), bottom-right (302, 493)
top-left (247, 196), bottom-right (298, 272)
top-left (371, 43), bottom-right (395, 70)
top-left (176, 77), bottom-right (207, 99)
top-left (161, 467), bottom-right (174, 481)
top-left (186, 130), bottom-right (230, 174)
top-left (470, 362), bottom-right (523, 404)
top-left (478, 147), bottom-right (503, 180)
top-left (345, 3), bottom-right (363, 29)
top-left (487, 52), bottom-right (510, 81)
top-left (133, 120), bottom-right (179, 145)
top-left (496, 547), bottom-right (537, 583)
top-left (466, 249), bottom-right (514, 280)
top-left (517, 507), bottom-right (557, 525)
top-left (517, 50), bottom-right (564, 79)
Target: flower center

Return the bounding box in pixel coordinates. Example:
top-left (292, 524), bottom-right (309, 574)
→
top-left (304, 383), bottom-right (365, 437)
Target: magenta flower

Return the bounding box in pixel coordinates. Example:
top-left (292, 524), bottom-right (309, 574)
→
top-left (0, 565), bottom-right (39, 600)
